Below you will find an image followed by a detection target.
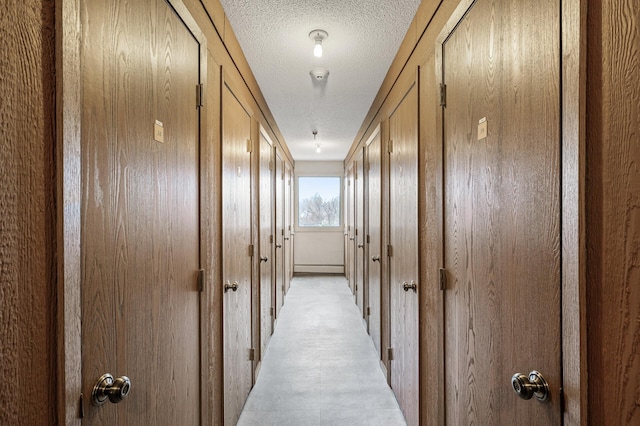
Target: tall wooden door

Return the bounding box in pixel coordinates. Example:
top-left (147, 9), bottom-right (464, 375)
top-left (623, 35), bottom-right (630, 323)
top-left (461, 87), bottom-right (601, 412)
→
top-left (274, 151), bottom-right (285, 315)
top-left (440, 0), bottom-right (562, 423)
top-left (258, 130), bottom-right (273, 356)
top-left (80, 0), bottom-right (201, 423)
top-left (388, 83), bottom-right (419, 426)
top-left (355, 150), bottom-right (366, 317)
top-left (283, 163), bottom-right (293, 293)
top-left (222, 82), bottom-right (253, 425)
top-left (367, 130), bottom-right (383, 356)
top-left (346, 165), bottom-right (356, 295)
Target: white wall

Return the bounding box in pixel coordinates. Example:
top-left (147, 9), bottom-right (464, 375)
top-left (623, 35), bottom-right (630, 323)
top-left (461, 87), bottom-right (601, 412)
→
top-left (294, 161), bottom-right (345, 274)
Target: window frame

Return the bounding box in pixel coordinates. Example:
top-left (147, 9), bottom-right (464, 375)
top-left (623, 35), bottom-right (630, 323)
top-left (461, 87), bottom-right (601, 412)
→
top-left (295, 175), bottom-right (343, 232)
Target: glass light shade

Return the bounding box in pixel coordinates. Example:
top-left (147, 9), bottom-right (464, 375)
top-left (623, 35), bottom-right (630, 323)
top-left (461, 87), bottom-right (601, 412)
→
top-left (313, 41), bottom-right (323, 58)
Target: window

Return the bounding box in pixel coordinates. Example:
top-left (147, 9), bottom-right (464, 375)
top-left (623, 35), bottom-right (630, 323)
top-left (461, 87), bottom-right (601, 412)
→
top-left (298, 176), bottom-right (341, 227)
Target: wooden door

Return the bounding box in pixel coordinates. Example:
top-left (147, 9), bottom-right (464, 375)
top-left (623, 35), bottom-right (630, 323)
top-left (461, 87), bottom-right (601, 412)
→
top-left (346, 165), bottom-right (356, 295)
top-left (389, 83), bottom-right (419, 426)
top-left (367, 130), bottom-right (383, 356)
top-left (440, 0), bottom-right (562, 423)
top-left (258, 130), bottom-right (273, 356)
top-left (222, 82), bottom-right (253, 426)
top-left (80, 0), bottom-right (201, 423)
top-left (283, 163), bottom-right (293, 293)
top-left (355, 150), bottom-right (366, 317)
top-left (274, 151), bottom-right (285, 315)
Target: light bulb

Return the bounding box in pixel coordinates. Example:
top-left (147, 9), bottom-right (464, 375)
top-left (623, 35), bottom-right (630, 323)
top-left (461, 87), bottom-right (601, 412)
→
top-left (315, 145), bottom-right (321, 153)
top-left (314, 41), bottom-right (323, 57)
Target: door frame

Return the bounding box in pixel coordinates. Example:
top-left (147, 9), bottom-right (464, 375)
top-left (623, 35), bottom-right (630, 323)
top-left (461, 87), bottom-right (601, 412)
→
top-left (56, 0), bottom-right (211, 423)
top-left (426, 0), bottom-right (587, 423)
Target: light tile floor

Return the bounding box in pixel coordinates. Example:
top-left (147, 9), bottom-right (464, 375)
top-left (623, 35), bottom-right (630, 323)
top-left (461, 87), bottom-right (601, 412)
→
top-left (237, 275), bottom-right (406, 426)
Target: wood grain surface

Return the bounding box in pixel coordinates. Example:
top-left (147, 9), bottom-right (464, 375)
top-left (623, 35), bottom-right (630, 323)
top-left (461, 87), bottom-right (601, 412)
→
top-left (274, 151), bottom-right (285, 316)
top-left (388, 82), bottom-right (420, 426)
top-left (587, 0), bottom-right (640, 424)
top-left (441, 0), bottom-right (561, 423)
top-left (0, 0), bottom-right (57, 424)
top-left (355, 150), bottom-right (366, 317)
top-left (222, 81), bottom-right (253, 426)
top-left (259, 130), bottom-right (274, 360)
top-left (367, 129), bottom-right (383, 357)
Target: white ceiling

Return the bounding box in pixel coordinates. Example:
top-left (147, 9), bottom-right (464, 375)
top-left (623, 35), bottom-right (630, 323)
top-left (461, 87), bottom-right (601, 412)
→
top-left (219, 0), bottom-right (422, 161)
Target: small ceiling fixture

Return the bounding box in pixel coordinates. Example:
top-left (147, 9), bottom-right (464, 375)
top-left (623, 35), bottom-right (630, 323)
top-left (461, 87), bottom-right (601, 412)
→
top-left (309, 29), bottom-right (328, 58)
top-left (315, 144), bottom-right (321, 153)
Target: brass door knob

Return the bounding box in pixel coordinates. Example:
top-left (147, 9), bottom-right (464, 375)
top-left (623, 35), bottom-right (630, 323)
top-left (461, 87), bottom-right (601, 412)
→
top-left (224, 281), bottom-right (239, 293)
top-left (371, 255), bottom-right (380, 262)
top-left (402, 281), bottom-right (417, 292)
top-left (260, 256), bottom-right (268, 263)
top-left (92, 373), bottom-right (131, 406)
top-left (511, 371), bottom-right (550, 402)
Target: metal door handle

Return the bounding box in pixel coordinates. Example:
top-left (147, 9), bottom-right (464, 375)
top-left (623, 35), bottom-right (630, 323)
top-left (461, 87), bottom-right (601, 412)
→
top-left (402, 281), bottom-right (417, 292)
top-left (224, 281), bottom-right (238, 293)
top-left (284, 237), bottom-right (290, 240)
top-left (275, 243), bottom-right (282, 249)
top-left (260, 256), bottom-right (268, 263)
top-left (92, 373), bottom-right (131, 406)
top-left (349, 237), bottom-right (355, 241)
top-left (372, 255), bottom-right (380, 262)
top-left (511, 371), bottom-right (550, 402)
top-left (357, 244), bottom-right (364, 248)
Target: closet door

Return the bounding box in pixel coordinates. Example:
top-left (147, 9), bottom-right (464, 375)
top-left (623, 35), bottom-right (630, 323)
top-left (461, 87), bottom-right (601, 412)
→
top-left (440, 0), bottom-right (562, 423)
top-left (388, 82), bottom-right (419, 426)
top-left (222, 80), bottom-right (253, 426)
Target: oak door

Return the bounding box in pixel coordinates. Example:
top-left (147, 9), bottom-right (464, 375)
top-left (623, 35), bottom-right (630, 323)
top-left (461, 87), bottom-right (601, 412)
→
top-left (222, 82), bottom-right (253, 426)
top-left (367, 130), bottom-right (383, 356)
top-left (346, 165), bottom-right (356, 295)
top-left (440, 0), bottom-right (562, 423)
top-left (283, 163), bottom-right (293, 292)
top-left (80, 0), bottom-right (201, 423)
top-left (355, 150), bottom-right (366, 318)
top-left (388, 83), bottom-right (419, 426)
top-left (258, 130), bottom-right (273, 357)
top-left (274, 151), bottom-right (285, 315)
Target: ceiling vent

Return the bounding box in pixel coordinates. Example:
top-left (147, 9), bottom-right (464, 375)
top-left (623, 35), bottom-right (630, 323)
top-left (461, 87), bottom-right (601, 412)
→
top-left (310, 68), bottom-right (330, 80)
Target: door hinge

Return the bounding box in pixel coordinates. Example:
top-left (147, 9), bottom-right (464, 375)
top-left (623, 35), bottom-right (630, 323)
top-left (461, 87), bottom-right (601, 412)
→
top-left (269, 235), bottom-right (274, 243)
top-left (388, 244), bottom-right (393, 257)
top-left (439, 267), bottom-right (446, 291)
top-left (196, 83), bottom-right (204, 108)
top-left (355, 229), bottom-right (358, 236)
top-left (247, 139), bottom-right (253, 153)
top-left (388, 139), bottom-right (394, 153)
top-left (559, 387), bottom-right (565, 413)
top-left (439, 83), bottom-right (447, 107)
top-left (270, 307), bottom-right (274, 316)
top-left (269, 160), bottom-right (274, 171)
top-left (366, 306), bottom-right (370, 316)
top-left (249, 244), bottom-right (255, 257)
top-left (197, 269), bottom-right (205, 292)
top-left (387, 347), bottom-right (394, 361)
top-left (249, 348), bottom-right (255, 361)
top-left (366, 235), bottom-right (370, 244)
top-left (79, 393), bottom-right (85, 419)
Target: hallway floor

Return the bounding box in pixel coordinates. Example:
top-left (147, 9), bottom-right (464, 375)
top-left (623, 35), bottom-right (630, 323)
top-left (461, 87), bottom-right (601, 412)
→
top-left (237, 275), bottom-right (406, 425)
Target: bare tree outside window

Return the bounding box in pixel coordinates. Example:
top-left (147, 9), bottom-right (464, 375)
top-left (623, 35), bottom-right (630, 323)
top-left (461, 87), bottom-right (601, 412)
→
top-left (298, 177), bottom-right (341, 227)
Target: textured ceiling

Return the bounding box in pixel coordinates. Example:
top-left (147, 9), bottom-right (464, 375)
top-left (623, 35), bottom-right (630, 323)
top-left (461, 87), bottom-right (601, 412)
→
top-left (219, 0), bottom-right (422, 161)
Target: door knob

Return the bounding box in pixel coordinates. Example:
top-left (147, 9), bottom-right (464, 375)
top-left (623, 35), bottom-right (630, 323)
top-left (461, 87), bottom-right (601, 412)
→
top-left (92, 373), bottom-right (131, 406)
top-left (358, 244), bottom-right (364, 248)
top-left (402, 281), bottom-right (417, 292)
top-left (511, 370), bottom-right (550, 402)
top-left (275, 243), bottom-right (282, 249)
top-left (224, 281), bottom-right (238, 293)
top-left (260, 256), bottom-right (268, 263)
top-left (371, 255), bottom-right (380, 262)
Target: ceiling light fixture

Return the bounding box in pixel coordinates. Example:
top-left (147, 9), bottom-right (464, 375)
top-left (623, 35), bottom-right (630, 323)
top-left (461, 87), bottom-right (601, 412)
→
top-left (309, 29), bottom-right (328, 58)
top-left (315, 144), bottom-right (321, 153)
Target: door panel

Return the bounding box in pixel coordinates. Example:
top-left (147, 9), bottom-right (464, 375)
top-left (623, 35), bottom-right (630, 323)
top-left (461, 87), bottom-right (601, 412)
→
top-left (367, 130), bottom-right (382, 356)
top-left (284, 164), bottom-right (293, 293)
top-left (259, 131), bottom-right (273, 356)
top-left (441, 0), bottom-right (561, 423)
top-left (222, 82), bottom-right (253, 426)
top-left (274, 152), bottom-right (285, 315)
top-left (389, 84), bottom-right (419, 426)
top-left (80, 0), bottom-right (201, 423)
top-left (346, 165), bottom-right (356, 295)
top-left (355, 151), bottom-right (365, 317)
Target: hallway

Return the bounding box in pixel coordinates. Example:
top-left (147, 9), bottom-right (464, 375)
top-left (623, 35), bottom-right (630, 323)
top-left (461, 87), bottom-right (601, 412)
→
top-left (237, 275), bottom-right (406, 425)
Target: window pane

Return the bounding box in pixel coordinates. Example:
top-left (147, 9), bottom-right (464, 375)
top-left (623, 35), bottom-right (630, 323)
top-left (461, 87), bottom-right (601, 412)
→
top-left (298, 177), bottom-right (341, 227)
